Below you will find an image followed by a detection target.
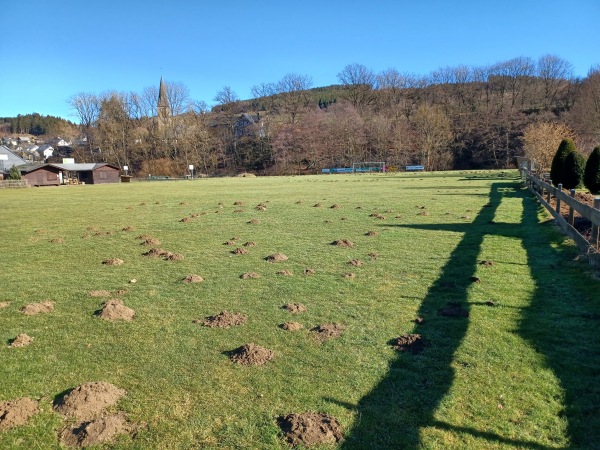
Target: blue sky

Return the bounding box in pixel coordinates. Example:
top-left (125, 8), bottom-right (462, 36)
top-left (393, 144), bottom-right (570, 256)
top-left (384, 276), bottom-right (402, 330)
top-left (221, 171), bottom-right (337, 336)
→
top-left (1, 0), bottom-right (598, 122)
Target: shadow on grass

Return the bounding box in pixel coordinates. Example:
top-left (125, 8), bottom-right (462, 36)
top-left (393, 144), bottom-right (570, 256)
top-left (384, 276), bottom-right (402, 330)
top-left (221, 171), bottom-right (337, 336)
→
top-left (339, 182), bottom-right (599, 449)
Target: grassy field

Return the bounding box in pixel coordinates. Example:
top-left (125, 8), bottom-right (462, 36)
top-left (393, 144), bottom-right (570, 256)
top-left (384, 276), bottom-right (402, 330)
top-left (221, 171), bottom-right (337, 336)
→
top-left (1, 171), bottom-right (599, 449)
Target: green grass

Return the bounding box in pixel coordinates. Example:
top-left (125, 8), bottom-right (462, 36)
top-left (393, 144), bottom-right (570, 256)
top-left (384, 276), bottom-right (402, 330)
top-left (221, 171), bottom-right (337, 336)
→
top-left (1, 171), bottom-right (599, 449)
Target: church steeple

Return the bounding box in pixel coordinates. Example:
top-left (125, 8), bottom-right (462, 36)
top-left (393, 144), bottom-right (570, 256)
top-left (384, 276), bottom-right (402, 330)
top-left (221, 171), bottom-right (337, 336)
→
top-left (157, 76), bottom-right (171, 122)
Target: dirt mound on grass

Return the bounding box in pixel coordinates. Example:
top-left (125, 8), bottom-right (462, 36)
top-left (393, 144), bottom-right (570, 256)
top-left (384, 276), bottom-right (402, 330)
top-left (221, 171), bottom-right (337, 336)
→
top-left (0, 398), bottom-right (39, 430)
top-left (369, 213), bottom-right (385, 220)
top-left (277, 270), bottom-right (293, 276)
top-left (182, 275), bottom-right (204, 283)
top-left (59, 412), bottom-right (133, 448)
top-left (330, 204), bottom-right (341, 209)
top-left (365, 231), bottom-right (379, 236)
top-left (89, 290), bottom-right (111, 297)
top-left (343, 272), bottom-right (356, 279)
top-left (102, 258), bottom-right (124, 266)
top-left (248, 219), bottom-right (260, 224)
top-left (348, 259), bottom-right (363, 266)
top-left (303, 268), bottom-right (316, 275)
top-left (391, 334), bottom-right (427, 354)
top-left (266, 253), bottom-right (288, 263)
top-left (143, 248), bottom-right (169, 257)
top-left (9, 333), bottom-right (34, 348)
top-left (0, 301), bottom-right (9, 308)
top-left (20, 301), bottom-right (54, 315)
top-left (96, 299), bottom-right (135, 321)
top-left (310, 324), bottom-right (344, 342)
top-left (240, 272), bottom-right (260, 279)
top-left (141, 238), bottom-right (161, 246)
top-left (283, 303), bottom-right (307, 313)
top-left (243, 241), bottom-right (257, 247)
top-left (232, 248), bottom-right (249, 255)
top-left (280, 322), bottom-right (303, 331)
top-left (277, 412), bottom-right (343, 447)
top-left (196, 311), bottom-right (248, 328)
top-left (165, 253), bottom-right (184, 261)
top-left (223, 240), bottom-right (236, 246)
top-left (479, 260), bottom-right (494, 266)
top-left (53, 382), bottom-right (126, 421)
top-left (180, 217), bottom-right (192, 222)
top-left (229, 343), bottom-right (274, 366)
top-left (438, 302), bottom-right (469, 318)
top-left (122, 226), bottom-right (135, 232)
top-left (332, 239), bottom-right (354, 248)
top-left (368, 252), bottom-right (379, 260)
top-left (50, 237), bottom-right (65, 244)
top-left (137, 234), bottom-right (153, 241)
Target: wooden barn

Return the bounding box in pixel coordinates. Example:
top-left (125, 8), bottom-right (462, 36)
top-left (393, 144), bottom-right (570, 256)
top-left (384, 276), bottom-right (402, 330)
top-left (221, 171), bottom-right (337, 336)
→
top-left (18, 164), bottom-right (61, 186)
top-left (53, 162), bottom-right (121, 184)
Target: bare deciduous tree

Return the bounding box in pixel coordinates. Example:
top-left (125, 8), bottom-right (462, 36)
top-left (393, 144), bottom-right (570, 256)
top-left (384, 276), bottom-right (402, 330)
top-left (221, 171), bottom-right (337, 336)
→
top-left (522, 122), bottom-right (574, 171)
top-left (337, 63), bottom-right (376, 110)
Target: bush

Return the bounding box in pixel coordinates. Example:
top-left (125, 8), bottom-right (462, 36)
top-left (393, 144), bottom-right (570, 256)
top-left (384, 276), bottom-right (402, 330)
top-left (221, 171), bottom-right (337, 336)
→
top-left (584, 146), bottom-right (600, 194)
top-left (7, 166), bottom-right (22, 180)
top-left (562, 151), bottom-right (586, 190)
top-left (550, 138), bottom-right (577, 186)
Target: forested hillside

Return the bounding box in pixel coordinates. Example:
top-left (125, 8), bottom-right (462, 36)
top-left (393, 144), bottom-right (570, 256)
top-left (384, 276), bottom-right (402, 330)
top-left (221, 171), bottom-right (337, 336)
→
top-left (13, 55), bottom-right (600, 175)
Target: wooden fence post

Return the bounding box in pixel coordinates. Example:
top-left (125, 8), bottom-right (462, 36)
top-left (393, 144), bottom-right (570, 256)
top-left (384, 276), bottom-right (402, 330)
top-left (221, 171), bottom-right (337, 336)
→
top-left (568, 189), bottom-right (576, 226)
top-left (547, 180), bottom-right (552, 203)
top-left (592, 198), bottom-right (600, 248)
top-left (556, 184), bottom-right (562, 215)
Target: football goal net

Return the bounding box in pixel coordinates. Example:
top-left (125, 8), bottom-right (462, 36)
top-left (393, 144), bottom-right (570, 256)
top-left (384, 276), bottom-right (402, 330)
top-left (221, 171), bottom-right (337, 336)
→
top-left (352, 162), bottom-right (386, 173)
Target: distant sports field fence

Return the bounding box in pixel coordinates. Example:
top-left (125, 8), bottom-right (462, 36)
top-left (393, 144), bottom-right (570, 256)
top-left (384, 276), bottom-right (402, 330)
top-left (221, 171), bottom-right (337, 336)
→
top-left (524, 170), bottom-right (600, 268)
top-left (0, 180), bottom-right (29, 189)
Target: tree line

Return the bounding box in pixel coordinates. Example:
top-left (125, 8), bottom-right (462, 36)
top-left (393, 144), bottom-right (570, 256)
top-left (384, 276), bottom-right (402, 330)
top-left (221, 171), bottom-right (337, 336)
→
top-left (61, 54), bottom-right (599, 176)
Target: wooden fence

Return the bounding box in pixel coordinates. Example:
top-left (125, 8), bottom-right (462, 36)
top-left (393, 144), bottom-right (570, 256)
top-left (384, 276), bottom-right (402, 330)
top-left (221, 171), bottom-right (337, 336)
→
top-left (524, 171), bottom-right (600, 268)
top-left (0, 180), bottom-right (29, 189)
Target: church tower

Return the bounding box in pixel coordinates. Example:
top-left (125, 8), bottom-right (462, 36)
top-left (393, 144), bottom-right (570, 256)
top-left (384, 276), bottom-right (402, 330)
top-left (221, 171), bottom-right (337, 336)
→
top-left (157, 76), bottom-right (171, 127)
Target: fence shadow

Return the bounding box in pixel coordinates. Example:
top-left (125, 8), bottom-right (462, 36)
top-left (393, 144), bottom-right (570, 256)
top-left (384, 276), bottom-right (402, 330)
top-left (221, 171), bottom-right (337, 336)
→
top-left (517, 192), bottom-right (600, 449)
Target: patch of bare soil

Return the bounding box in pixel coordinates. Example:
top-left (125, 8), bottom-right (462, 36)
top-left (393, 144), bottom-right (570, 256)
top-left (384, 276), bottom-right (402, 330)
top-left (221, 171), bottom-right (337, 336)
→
top-left (115, 289), bottom-right (128, 296)
top-left (96, 299), bottom-right (135, 321)
top-left (310, 323), bottom-right (344, 342)
top-left (224, 240), bottom-right (236, 246)
top-left (59, 412), bottom-right (133, 448)
top-left (241, 272), bottom-right (260, 279)
top-left (266, 253), bottom-right (288, 263)
top-left (283, 303), bottom-right (307, 314)
top-left (470, 276), bottom-right (481, 283)
top-left (9, 333), bottom-right (34, 348)
top-left (413, 317), bottom-right (425, 324)
top-left (330, 204), bottom-right (341, 209)
top-left (234, 201), bottom-right (245, 206)
top-left (20, 301), bottom-right (54, 315)
top-left (417, 211), bottom-right (429, 216)
top-left (243, 241), bottom-right (257, 247)
top-left (277, 412), bottom-right (343, 447)
top-left (232, 248), bottom-right (249, 255)
top-left (248, 219), bottom-right (260, 224)
top-left (391, 334), bottom-right (427, 354)
top-left (343, 272), bottom-right (356, 279)
top-left (277, 270), bottom-right (293, 276)
top-left (331, 239), bottom-right (354, 248)
top-left (190, 213), bottom-right (199, 218)
top-left (141, 238), bottom-right (161, 246)
top-left (102, 258), bottom-right (124, 266)
top-left (196, 311), bottom-right (248, 328)
top-left (304, 268), bottom-right (316, 275)
top-left (137, 234), bottom-right (154, 241)
top-left (368, 252), bottom-right (379, 260)
top-left (122, 226), bottom-right (135, 232)
top-left (165, 253), bottom-right (184, 261)
top-left (313, 203), bottom-right (323, 207)
top-left (0, 398), bottom-right (39, 430)
top-left (53, 382), bottom-right (127, 421)
top-left (233, 209), bottom-right (244, 213)
top-left (50, 237), bottom-right (65, 244)
top-left (479, 260), bottom-right (494, 266)
top-left (280, 322), bottom-right (303, 331)
top-left (229, 343), bottom-right (275, 366)
top-left (0, 301), bottom-right (9, 308)
top-left (438, 302), bottom-right (469, 318)
top-left (89, 290), bottom-right (111, 297)
top-left (369, 213), bottom-right (385, 219)
top-left (348, 259), bottom-right (363, 267)
top-left (256, 205), bottom-right (267, 211)
top-left (182, 275), bottom-right (204, 283)
top-left (365, 231), bottom-right (379, 236)
top-left (548, 191), bottom-right (597, 242)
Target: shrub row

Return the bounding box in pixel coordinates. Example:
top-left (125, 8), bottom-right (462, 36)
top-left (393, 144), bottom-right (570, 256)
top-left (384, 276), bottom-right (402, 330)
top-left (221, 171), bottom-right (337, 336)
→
top-left (550, 139), bottom-right (600, 194)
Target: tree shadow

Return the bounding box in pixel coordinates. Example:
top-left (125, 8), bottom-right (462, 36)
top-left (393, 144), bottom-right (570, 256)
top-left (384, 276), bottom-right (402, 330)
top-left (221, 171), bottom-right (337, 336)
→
top-left (339, 182), bottom-right (598, 449)
top-left (339, 183), bottom-right (506, 449)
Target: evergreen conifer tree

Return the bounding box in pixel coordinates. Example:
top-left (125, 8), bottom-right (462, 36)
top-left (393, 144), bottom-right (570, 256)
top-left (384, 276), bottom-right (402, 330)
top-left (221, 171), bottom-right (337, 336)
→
top-left (584, 146), bottom-right (600, 194)
top-left (550, 138), bottom-right (577, 186)
top-left (562, 150), bottom-right (586, 189)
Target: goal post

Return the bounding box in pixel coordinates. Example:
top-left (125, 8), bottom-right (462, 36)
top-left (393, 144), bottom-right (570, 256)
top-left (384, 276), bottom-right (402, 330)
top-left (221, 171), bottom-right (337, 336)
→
top-left (352, 162), bottom-right (386, 173)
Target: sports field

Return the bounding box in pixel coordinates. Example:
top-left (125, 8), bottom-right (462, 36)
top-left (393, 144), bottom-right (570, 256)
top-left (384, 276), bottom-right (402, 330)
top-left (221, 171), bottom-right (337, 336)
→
top-left (1, 171), bottom-right (599, 449)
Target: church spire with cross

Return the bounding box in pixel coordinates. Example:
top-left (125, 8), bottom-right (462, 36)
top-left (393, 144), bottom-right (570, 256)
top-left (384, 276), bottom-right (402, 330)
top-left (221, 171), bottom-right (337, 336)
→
top-left (157, 76), bottom-right (171, 124)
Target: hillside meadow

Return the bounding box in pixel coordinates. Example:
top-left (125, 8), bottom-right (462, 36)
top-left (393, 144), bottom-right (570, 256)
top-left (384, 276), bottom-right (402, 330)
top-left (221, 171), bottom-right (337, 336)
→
top-left (1, 171), bottom-right (599, 449)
